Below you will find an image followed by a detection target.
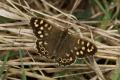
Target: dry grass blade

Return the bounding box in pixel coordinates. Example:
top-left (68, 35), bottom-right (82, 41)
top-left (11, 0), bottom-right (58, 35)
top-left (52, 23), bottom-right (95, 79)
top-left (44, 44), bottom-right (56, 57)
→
top-left (0, 0), bottom-right (119, 80)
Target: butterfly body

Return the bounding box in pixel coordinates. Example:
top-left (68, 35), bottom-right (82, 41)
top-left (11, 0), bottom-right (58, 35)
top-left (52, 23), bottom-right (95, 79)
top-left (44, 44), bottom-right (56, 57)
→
top-left (30, 17), bottom-right (97, 65)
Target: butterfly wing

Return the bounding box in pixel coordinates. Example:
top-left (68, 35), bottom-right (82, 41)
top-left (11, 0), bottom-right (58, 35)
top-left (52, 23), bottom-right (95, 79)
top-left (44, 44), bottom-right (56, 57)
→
top-left (55, 31), bottom-right (97, 65)
top-left (74, 37), bottom-right (97, 58)
top-left (30, 17), bottom-right (64, 58)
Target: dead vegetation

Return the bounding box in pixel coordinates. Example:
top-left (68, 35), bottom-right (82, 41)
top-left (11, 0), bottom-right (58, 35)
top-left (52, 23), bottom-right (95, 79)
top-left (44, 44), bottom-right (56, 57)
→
top-left (0, 0), bottom-right (120, 80)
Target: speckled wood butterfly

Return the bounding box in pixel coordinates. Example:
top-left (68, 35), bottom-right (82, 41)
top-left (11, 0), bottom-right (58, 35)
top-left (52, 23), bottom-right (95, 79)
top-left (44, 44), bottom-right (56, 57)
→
top-left (30, 17), bottom-right (97, 66)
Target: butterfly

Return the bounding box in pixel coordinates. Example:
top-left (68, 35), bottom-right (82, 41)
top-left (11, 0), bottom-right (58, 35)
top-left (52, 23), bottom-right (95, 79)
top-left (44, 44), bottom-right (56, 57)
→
top-left (30, 17), bottom-right (97, 66)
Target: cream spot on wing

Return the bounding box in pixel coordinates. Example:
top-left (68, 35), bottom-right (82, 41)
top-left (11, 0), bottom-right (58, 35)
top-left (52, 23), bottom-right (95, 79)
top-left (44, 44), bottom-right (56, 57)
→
top-left (88, 46), bottom-right (94, 52)
top-left (35, 24), bottom-right (39, 27)
top-left (34, 20), bottom-right (39, 27)
top-left (35, 19), bottom-right (38, 22)
top-left (40, 20), bottom-right (44, 24)
top-left (87, 42), bottom-right (90, 47)
top-left (87, 49), bottom-right (91, 52)
top-left (76, 51), bottom-right (79, 55)
top-left (91, 46), bottom-right (94, 50)
top-left (44, 24), bottom-right (48, 27)
top-left (81, 41), bottom-right (84, 45)
top-left (77, 39), bottom-right (80, 44)
top-left (74, 47), bottom-right (77, 50)
top-left (80, 51), bottom-right (83, 54)
top-left (39, 41), bottom-right (42, 45)
top-left (40, 26), bottom-right (44, 30)
top-left (44, 41), bottom-right (48, 45)
top-left (38, 31), bottom-right (42, 34)
top-left (82, 47), bottom-right (85, 50)
top-left (90, 49), bottom-right (93, 52)
top-left (40, 34), bottom-right (43, 38)
top-left (66, 53), bottom-right (70, 57)
top-left (70, 57), bottom-right (73, 61)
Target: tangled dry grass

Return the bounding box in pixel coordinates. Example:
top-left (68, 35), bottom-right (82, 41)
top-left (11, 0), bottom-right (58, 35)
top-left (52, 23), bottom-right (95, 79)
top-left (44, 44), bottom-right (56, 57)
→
top-left (0, 0), bottom-right (120, 80)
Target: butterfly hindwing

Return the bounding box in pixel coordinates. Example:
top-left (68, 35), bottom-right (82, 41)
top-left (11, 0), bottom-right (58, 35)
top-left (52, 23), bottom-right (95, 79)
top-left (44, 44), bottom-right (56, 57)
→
top-left (55, 31), bottom-right (97, 65)
top-left (73, 37), bottom-right (97, 58)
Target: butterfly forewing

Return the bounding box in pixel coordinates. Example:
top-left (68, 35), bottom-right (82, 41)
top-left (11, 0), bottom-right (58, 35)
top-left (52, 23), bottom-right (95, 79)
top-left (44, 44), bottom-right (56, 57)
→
top-left (30, 17), bottom-right (63, 58)
top-left (30, 17), bottom-right (97, 66)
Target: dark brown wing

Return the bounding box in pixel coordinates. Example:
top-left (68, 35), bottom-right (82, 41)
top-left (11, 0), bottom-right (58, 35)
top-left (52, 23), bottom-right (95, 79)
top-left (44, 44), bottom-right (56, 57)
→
top-left (30, 17), bottom-right (62, 58)
top-left (55, 31), bottom-right (97, 65)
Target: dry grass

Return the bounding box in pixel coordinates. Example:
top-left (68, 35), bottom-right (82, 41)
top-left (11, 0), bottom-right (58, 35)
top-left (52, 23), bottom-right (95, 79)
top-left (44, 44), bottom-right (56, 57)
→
top-left (0, 0), bottom-right (120, 80)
